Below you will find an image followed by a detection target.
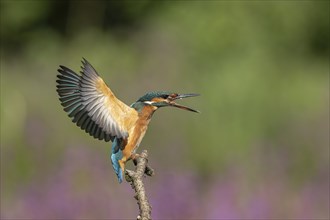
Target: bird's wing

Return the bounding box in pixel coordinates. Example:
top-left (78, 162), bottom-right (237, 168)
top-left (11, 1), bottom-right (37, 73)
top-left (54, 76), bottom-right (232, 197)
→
top-left (56, 58), bottom-right (138, 142)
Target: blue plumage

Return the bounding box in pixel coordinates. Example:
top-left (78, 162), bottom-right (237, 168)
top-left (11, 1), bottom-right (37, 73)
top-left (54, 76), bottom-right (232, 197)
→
top-left (110, 137), bottom-right (124, 183)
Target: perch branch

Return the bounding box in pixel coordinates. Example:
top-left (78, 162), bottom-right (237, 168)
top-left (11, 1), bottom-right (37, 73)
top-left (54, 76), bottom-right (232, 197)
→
top-left (125, 150), bottom-right (154, 220)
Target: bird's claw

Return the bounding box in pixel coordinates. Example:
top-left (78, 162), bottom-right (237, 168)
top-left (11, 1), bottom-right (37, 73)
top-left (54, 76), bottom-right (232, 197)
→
top-left (125, 170), bottom-right (134, 182)
top-left (132, 152), bottom-right (154, 176)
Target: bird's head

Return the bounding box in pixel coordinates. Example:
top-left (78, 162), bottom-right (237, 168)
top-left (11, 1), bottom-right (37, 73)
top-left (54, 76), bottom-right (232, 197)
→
top-left (132, 91), bottom-right (200, 113)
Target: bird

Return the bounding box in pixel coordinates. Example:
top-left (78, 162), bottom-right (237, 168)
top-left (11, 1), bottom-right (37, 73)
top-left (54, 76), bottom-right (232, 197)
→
top-left (56, 58), bottom-right (199, 183)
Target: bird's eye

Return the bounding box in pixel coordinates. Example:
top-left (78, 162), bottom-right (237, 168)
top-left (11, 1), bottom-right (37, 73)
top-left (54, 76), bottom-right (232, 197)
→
top-left (167, 93), bottom-right (178, 100)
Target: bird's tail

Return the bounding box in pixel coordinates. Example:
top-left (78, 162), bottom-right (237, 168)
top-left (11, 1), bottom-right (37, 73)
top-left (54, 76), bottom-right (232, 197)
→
top-left (110, 138), bottom-right (124, 183)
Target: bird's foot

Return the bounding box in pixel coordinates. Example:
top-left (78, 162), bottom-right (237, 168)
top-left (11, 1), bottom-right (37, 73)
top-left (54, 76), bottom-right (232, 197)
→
top-left (131, 153), bottom-right (141, 165)
top-left (125, 170), bottom-right (134, 182)
top-left (132, 152), bottom-right (154, 176)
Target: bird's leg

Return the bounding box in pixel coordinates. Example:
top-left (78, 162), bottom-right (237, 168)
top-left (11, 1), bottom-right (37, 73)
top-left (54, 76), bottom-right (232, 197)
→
top-left (118, 158), bottom-right (126, 178)
top-left (131, 153), bottom-right (141, 166)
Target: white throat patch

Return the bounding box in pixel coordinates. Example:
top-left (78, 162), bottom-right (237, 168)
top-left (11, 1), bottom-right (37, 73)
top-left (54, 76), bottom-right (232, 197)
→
top-left (143, 101), bottom-right (155, 105)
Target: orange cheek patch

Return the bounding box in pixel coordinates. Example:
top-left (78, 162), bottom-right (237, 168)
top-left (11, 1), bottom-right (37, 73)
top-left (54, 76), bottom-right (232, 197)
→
top-left (151, 97), bottom-right (166, 102)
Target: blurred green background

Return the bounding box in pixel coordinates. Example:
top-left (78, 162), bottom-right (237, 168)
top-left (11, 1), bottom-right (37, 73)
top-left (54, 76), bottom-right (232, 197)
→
top-left (1, 0), bottom-right (329, 219)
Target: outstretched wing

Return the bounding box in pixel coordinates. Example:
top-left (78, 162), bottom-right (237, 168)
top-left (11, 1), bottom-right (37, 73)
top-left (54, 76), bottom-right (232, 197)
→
top-left (56, 58), bottom-right (137, 142)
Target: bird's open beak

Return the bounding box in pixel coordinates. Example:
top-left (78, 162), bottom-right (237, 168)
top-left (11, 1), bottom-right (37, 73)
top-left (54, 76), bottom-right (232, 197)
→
top-left (168, 93), bottom-right (200, 113)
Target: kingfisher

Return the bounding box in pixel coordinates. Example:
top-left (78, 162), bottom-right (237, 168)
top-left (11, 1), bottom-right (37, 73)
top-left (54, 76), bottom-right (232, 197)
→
top-left (56, 58), bottom-right (199, 183)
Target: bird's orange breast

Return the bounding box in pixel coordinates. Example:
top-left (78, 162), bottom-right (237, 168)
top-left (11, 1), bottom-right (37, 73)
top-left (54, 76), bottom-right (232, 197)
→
top-left (122, 105), bottom-right (157, 159)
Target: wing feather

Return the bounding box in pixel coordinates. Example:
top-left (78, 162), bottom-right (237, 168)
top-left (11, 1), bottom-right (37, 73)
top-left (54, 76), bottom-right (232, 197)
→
top-left (56, 58), bottom-right (138, 142)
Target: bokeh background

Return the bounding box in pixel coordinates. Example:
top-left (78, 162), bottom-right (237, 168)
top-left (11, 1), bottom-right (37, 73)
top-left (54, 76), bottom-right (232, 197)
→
top-left (1, 0), bottom-right (329, 219)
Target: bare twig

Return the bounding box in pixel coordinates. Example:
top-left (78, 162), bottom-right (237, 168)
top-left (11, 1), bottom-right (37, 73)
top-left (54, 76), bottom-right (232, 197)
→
top-left (125, 150), bottom-right (154, 220)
